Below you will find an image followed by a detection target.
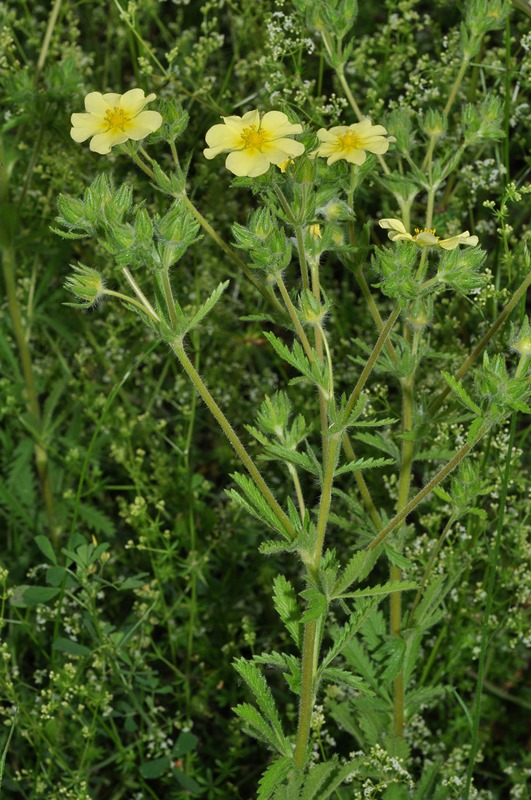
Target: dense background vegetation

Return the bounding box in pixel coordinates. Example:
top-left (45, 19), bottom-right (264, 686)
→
top-left (1, 1), bottom-right (530, 798)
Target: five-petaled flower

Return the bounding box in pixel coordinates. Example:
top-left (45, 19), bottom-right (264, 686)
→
top-left (203, 110), bottom-right (305, 177)
top-left (379, 218), bottom-right (479, 250)
top-left (314, 120), bottom-right (391, 166)
top-left (70, 89), bottom-right (163, 155)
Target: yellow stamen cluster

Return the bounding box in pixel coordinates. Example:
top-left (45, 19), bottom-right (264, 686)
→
top-left (104, 108), bottom-right (131, 131)
top-left (241, 125), bottom-right (267, 149)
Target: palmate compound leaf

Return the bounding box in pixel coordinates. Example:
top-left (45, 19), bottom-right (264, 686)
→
top-left (233, 659), bottom-right (291, 757)
top-left (273, 575), bottom-right (301, 647)
top-left (226, 472), bottom-right (292, 541)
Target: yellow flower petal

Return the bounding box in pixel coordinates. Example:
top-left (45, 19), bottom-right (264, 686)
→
top-left (262, 138), bottom-right (305, 161)
top-left (225, 149), bottom-right (270, 177)
top-left (438, 232), bottom-right (479, 249)
top-left (126, 110), bottom-right (163, 140)
top-left (261, 111), bottom-right (303, 137)
top-left (379, 218), bottom-right (479, 249)
top-left (204, 123), bottom-right (243, 155)
top-left (379, 219), bottom-right (407, 233)
top-left (70, 113), bottom-right (102, 141)
top-left (89, 131), bottom-right (130, 154)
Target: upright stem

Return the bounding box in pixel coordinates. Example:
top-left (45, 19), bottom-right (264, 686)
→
top-left (294, 434), bottom-right (341, 768)
top-left (428, 269), bottom-right (531, 415)
top-left (367, 424), bottom-right (489, 552)
top-left (444, 55), bottom-right (471, 116)
top-left (1, 187), bottom-right (57, 544)
top-left (170, 339), bottom-right (296, 542)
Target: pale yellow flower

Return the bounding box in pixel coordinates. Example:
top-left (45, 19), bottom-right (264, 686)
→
top-left (379, 218), bottom-right (479, 250)
top-left (70, 89), bottom-right (163, 154)
top-left (314, 119), bottom-right (391, 166)
top-left (203, 110), bottom-right (305, 177)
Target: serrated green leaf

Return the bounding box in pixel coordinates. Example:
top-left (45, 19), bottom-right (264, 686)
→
top-left (263, 331), bottom-right (315, 382)
top-left (299, 761), bottom-right (337, 800)
top-left (227, 472), bottom-right (291, 540)
top-left (353, 431), bottom-right (401, 458)
top-left (337, 579), bottom-right (417, 601)
top-left (233, 659), bottom-right (290, 756)
top-left (442, 371), bottom-right (481, 414)
top-left (320, 598), bottom-right (382, 672)
top-left (273, 576), bottom-right (301, 646)
top-left (333, 548), bottom-right (379, 595)
top-left (334, 456), bottom-right (394, 477)
top-left (259, 538), bottom-right (299, 555)
top-left (320, 667), bottom-right (372, 692)
top-left (300, 588), bottom-right (328, 622)
top-left (233, 703), bottom-right (281, 749)
top-left (183, 281), bottom-right (230, 335)
top-left (258, 758), bottom-right (293, 800)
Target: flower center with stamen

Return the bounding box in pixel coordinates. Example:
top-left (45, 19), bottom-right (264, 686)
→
top-left (414, 226), bottom-right (437, 235)
top-left (104, 107), bottom-right (132, 131)
top-left (241, 124), bottom-right (266, 150)
top-left (338, 131), bottom-right (362, 151)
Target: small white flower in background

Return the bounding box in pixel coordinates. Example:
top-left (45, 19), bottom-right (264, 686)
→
top-left (379, 218), bottom-right (479, 249)
top-left (70, 89), bottom-right (162, 154)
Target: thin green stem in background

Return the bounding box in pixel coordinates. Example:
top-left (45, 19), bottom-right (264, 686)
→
top-left (2, 243), bottom-right (58, 545)
top-left (464, 408), bottom-right (518, 798)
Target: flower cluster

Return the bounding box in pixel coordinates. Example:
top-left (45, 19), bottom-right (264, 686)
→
top-left (70, 90), bottom-right (393, 181)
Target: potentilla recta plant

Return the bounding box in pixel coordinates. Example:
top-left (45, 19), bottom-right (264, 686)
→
top-left (53, 0), bottom-right (531, 796)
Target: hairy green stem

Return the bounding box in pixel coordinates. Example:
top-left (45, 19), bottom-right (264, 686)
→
top-left (170, 339), bottom-right (296, 541)
top-left (121, 268), bottom-right (160, 321)
top-left (105, 287), bottom-right (160, 322)
top-left (444, 55), bottom-right (471, 116)
top-left (367, 424), bottom-right (489, 552)
top-left (35, 0), bottom-right (63, 84)
top-left (275, 274), bottom-right (315, 363)
top-left (428, 269), bottom-right (531, 415)
top-left (294, 433), bottom-right (341, 768)
top-left (344, 305), bottom-right (400, 419)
